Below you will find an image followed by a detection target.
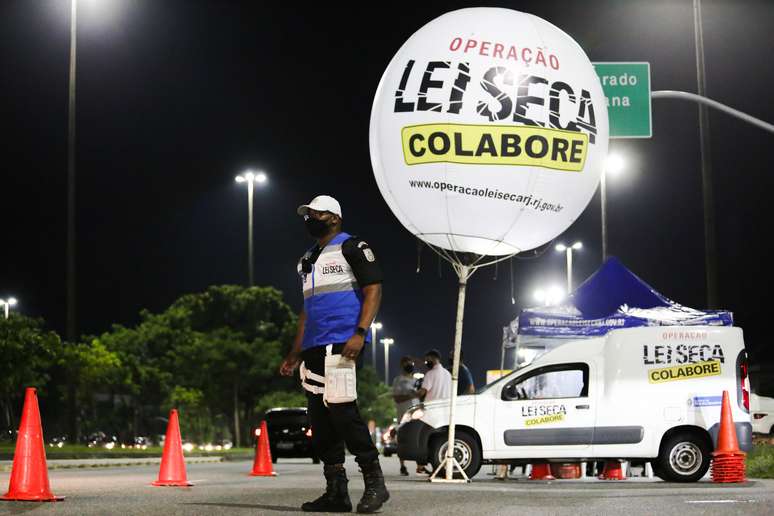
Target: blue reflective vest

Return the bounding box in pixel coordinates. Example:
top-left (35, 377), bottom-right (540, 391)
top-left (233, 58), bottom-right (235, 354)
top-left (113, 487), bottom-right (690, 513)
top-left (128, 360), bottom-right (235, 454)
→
top-left (298, 232), bottom-right (371, 350)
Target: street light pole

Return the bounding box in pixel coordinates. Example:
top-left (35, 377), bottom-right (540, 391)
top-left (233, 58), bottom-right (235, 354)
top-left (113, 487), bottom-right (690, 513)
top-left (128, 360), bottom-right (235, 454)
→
top-left (0, 298), bottom-right (18, 319)
top-left (601, 154), bottom-right (624, 263)
top-left (66, 0), bottom-right (78, 342)
top-left (235, 171), bottom-right (267, 287)
top-left (555, 242), bottom-right (582, 292)
top-left (380, 338), bottom-right (394, 384)
top-left (247, 176), bottom-right (254, 286)
top-left (693, 0), bottom-right (718, 309)
top-left (370, 322), bottom-right (382, 368)
top-left (600, 171), bottom-right (607, 262)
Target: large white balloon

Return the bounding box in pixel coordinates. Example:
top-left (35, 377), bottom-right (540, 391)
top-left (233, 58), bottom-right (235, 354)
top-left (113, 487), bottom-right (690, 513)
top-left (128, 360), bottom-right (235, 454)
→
top-left (370, 8), bottom-right (608, 256)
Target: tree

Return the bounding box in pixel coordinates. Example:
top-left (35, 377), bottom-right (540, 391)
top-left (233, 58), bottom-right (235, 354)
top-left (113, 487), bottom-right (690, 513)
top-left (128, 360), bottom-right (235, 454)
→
top-left (165, 386), bottom-right (213, 444)
top-left (95, 285), bottom-right (298, 446)
top-left (58, 337), bottom-right (122, 440)
top-left (356, 365), bottom-right (396, 428)
top-left (163, 286), bottom-right (297, 445)
top-left (0, 314), bottom-right (61, 429)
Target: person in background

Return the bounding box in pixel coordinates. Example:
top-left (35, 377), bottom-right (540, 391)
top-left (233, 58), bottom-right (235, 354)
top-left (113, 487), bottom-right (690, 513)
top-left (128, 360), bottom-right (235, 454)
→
top-left (448, 350), bottom-right (476, 395)
top-left (414, 349), bottom-right (452, 475)
top-left (392, 356), bottom-right (420, 476)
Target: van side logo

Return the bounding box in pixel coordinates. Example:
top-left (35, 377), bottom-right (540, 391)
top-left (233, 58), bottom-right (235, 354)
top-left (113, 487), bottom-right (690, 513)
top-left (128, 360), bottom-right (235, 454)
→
top-left (521, 404), bottom-right (567, 426)
top-left (642, 344), bottom-right (725, 365)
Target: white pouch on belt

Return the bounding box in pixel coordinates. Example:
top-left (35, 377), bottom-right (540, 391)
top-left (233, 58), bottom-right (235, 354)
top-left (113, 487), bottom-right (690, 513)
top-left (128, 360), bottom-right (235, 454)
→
top-left (323, 344), bottom-right (357, 404)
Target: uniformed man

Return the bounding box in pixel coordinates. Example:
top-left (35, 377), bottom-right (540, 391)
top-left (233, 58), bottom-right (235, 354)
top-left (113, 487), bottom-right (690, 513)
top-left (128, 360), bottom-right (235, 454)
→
top-left (280, 195), bottom-right (389, 514)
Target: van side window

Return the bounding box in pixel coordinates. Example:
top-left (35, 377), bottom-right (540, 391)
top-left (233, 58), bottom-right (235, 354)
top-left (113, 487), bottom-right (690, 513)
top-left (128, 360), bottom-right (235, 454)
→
top-left (502, 363), bottom-right (589, 401)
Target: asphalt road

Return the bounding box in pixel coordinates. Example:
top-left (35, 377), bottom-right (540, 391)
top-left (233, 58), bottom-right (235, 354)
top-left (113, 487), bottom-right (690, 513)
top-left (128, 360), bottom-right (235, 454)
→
top-left (1, 458), bottom-right (773, 515)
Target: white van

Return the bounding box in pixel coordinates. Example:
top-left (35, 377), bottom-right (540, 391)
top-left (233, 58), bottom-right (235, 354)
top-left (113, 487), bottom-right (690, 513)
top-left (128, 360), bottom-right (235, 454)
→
top-left (397, 326), bottom-right (752, 482)
top-left (751, 393), bottom-right (774, 435)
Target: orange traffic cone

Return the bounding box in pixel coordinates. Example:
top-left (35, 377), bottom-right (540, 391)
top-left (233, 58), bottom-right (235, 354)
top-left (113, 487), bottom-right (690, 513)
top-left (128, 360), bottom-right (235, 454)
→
top-left (529, 463), bottom-right (555, 480)
top-left (250, 421), bottom-right (277, 476)
top-left (711, 390), bottom-right (746, 483)
top-left (1, 388), bottom-right (64, 501)
top-left (152, 409), bottom-right (192, 487)
top-left (598, 461), bottom-right (626, 480)
top-left (551, 462), bottom-right (582, 479)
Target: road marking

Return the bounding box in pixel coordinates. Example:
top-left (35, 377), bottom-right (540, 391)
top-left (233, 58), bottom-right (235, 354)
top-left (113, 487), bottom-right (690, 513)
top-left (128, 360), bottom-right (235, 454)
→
top-left (686, 499), bottom-right (757, 504)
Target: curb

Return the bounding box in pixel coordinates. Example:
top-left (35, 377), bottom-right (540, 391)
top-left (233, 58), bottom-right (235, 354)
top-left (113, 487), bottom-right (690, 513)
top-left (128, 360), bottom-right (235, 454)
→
top-left (0, 456), bottom-right (225, 472)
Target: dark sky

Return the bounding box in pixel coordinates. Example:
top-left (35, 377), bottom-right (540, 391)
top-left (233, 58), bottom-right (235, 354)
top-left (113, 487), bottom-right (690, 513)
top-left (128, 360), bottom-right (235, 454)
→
top-left (2, 0), bottom-right (773, 389)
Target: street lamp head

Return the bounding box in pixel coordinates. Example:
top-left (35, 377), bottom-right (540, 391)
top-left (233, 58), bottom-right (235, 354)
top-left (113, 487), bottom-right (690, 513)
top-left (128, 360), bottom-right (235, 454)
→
top-left (7, 297), bottom-right (17, 306)
top-left (605, 153), bottom-right (625, 175)
top-left (572, 242), bottom-right (583, 250)
top-left (235, 176), bottom-right (246, 183)
top-left (255, 172), bottom-right (267, 184)
top-left (548, 286), bottom-right (565, 304)
top-left (555, 243), bottom-right (567, 252)
top-left (245, 171), bottom-right (255, 181)
top-left (372, 322), bottom-right (383, 330)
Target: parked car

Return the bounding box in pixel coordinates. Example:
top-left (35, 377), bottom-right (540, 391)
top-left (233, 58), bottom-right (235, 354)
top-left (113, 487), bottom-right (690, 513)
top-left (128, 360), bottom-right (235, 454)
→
top-left (398, 325), bottom-right (752, 482)
top-left (84, 431), bottom-right (118, 449)
top-left (48, 435), bottom-right (67, 448)
top-left (121, 436), bottom-right (150, 450)
top-left (382, 424), bottom-right (398, 457)
top-left (263, 407), bottom-right (319, 464)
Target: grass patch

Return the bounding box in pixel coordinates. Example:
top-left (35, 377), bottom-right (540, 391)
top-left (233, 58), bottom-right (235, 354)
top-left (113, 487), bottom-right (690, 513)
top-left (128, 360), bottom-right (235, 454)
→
top-left (747, 443), bottom-right (774, 479)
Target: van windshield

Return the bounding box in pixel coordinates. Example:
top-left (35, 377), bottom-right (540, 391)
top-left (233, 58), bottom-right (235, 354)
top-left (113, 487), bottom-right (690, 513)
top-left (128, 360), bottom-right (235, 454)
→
top-left (475, 369), bottom-right (519, 395)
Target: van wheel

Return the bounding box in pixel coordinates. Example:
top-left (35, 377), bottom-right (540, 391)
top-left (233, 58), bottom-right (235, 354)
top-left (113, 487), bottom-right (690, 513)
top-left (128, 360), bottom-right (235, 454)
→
top-left (656, 432), bottom-right (711, 482)
top-left (429, 430), bottom-right (482, 479)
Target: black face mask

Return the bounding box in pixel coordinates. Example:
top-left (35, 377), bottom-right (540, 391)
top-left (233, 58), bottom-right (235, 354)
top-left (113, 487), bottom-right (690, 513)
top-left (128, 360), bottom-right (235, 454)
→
top-left (403, 363), bottom-right (414, 374)
top-left (425, 360), bottom-right (434, 370)
top-left (305, 217), bottom-right (329, 238)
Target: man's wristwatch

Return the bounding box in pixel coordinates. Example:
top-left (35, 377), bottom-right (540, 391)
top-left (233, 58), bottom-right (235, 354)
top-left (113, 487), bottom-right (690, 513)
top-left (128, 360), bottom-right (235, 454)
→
top-left (355, 326), bottom-right (368, 337)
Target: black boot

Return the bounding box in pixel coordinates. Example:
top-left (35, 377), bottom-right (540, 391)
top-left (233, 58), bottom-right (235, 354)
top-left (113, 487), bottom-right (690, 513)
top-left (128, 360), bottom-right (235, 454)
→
top-left (356, 460), bottom-right (390, 513)
top-left (301, 464), bottom-right (352, 513)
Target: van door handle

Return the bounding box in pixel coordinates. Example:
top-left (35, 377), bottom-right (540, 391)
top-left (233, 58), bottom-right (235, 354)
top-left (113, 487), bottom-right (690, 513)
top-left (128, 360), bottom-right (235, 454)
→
top-left (575, 404), bottom-right (590, 410)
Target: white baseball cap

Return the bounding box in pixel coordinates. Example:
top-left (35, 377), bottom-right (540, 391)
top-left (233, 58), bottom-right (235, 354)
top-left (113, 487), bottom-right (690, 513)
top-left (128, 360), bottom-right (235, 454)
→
top-left (297, 195), bottom-right (342, 218)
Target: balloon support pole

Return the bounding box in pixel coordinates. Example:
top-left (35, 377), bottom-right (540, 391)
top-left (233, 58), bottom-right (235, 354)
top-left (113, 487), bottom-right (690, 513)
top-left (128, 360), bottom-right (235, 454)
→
top-left (430, 264), bottom-right (472, 484)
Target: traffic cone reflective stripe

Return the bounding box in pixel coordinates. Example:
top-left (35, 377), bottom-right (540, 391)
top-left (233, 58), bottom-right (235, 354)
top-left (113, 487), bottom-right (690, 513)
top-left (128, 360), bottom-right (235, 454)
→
top-left (152, 409), bottom-right (192, 487)
top-left (711, 390), bottom-right (746, 483)
top-left (1, 388), bottom-right (64, 502)
top-left (250, 421), bottom-right (277, 476)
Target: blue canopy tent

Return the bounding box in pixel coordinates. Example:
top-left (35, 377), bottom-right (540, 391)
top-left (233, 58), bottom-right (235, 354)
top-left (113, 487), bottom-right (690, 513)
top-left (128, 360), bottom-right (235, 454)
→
top-left (505, 257), bottom-right (733, 367)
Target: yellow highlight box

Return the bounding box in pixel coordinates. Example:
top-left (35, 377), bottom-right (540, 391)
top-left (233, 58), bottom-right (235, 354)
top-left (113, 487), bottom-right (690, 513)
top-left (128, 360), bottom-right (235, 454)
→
top-left (524, 413), bottom-right (565, 427)
top-left (401, 123), bottom-right (588, 172)
top-left (648, 360), bottom-right (722, 384)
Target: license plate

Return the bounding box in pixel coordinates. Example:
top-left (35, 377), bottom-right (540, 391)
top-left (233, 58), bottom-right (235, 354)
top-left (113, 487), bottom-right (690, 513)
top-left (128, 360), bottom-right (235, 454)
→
top-left (277, 442), bottom-right (294, 450)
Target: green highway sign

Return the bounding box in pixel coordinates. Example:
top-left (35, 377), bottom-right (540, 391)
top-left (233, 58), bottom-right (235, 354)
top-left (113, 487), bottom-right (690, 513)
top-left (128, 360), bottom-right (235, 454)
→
top-left (593, 62), bottom-right (652, 139)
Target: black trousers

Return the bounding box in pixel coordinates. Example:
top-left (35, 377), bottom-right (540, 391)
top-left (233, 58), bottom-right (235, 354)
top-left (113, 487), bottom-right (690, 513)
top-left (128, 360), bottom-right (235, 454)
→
top-left (301, 343), bottom-right (379, 466)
